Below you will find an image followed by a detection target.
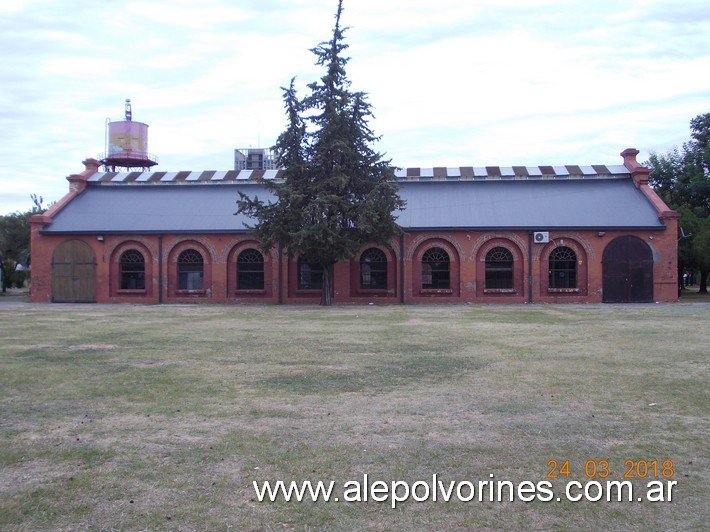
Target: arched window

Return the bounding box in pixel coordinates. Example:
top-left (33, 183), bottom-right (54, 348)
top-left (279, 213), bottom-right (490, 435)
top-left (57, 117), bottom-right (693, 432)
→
top-left (178, 249), bottom-right (204, 290)
top-left (119, 249), bottom-right (145, 290)
top-left (549, 246), bottom-right (577, 289)
top-left (422, 247), bottom-right (450, 289)
top-left (237, 248), bottom-right (265, 290)
top-left (485, 247), bottom-right (513, 289)
top-left (360, 248), bottom-right (387, 289)
top-left (298, 259), bottom-right (323, 290)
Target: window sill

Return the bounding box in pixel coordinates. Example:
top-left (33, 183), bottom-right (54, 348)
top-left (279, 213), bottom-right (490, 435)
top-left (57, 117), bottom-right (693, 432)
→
top-left (116, 289), bottom-right (147, 295)
top-left (176, 289), bottom-right (207, 296)
top-left (419, 288), bottom-right (453, 295)
top-left (356, 289), bottom-right (390, 296)
top-left (235, 289), bottom-right (267, 295)
top-left (548, 288), bottom-right (580, 294)
top-left (483, 288), bottom-right (517, 294)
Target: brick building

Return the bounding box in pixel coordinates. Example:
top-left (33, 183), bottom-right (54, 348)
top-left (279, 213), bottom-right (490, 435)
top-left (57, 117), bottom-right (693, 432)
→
top-left (29, 148), bottom-right (679, 304)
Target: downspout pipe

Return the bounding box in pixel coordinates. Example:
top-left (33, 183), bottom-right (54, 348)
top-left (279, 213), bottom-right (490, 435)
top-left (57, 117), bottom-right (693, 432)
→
top-left (528, 230), bottom-right (533, 304)
top-left (158, 234), bottom-right (163, 304)
top-left (399, 234), bottom-right (405, 304)
top-left (277, 237), bottom-right (283, 305)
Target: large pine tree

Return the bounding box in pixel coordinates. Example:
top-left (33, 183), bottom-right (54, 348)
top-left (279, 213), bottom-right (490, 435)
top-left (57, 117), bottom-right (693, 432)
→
top-left (237, 0), bottom-right (405, 305)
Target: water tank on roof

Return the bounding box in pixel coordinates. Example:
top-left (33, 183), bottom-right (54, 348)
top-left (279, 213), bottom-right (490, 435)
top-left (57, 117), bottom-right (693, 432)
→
top-left (102, 99), bottom-right (158, 171)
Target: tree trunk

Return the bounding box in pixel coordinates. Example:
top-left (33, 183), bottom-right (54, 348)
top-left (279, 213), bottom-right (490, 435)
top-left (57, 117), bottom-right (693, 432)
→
top-left (320, 264), bottom-right (333, 306)
top-left (699, 269), bottom-right (709, 293)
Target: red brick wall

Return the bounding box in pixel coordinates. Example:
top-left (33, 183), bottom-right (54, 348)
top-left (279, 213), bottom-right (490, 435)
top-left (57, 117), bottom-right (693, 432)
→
top-left (30, 227), bottom-right (678, 304)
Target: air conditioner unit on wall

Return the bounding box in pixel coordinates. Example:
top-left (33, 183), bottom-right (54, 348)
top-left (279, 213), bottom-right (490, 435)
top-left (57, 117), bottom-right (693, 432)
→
top-left (534, 231), bottom-right (549, 243)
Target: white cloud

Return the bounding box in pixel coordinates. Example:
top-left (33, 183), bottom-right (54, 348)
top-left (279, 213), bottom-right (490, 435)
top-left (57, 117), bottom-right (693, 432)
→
top-left (0, 0), bottom-right (709, 213)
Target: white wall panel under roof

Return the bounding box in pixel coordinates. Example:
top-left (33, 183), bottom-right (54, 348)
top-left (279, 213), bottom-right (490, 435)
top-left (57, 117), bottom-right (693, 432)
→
top-left (160, 172), bottom-right (179, 182)
top-left (88, 173), bottom-right (105, 182)
top-left (394, 168), bottom-right (407, 179)
top-left (209, 171), bottom-right (228, 182)
top-left (135, 172), bottom-right (153, 182)
top-left (447, 167), bottom-right (461, 176)
top-left (552, 166), bottom-right (570, 176)
top-left (420, 168), bottom-right (434, 178)
top-left (500, 166), bottom-right (515, 176)
top-left (263, 170), bottom-right (279, 180)
top-left (526, 166), bottom-right (542, 176)
top-left (236, 170), bottom-right (252, 180)
top-left (110, 173), bottom-right (130, 182)
top-left (580, 165), bottom-right (597, 175)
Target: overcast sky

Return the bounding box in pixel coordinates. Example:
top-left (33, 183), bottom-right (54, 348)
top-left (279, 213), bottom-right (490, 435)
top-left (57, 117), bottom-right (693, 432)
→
top-left (1, 0), bottom-right (708, 214)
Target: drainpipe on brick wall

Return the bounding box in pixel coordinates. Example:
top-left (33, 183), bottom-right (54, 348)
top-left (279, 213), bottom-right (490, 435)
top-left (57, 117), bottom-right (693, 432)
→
top-left (158, 235), bottom-right (163, 304)
top-left (528, 231), bottom-right (533, 304)
top-left (399, 234), bottom-right (405, 304)
top-left (277, 237), bottom-right (283, 304)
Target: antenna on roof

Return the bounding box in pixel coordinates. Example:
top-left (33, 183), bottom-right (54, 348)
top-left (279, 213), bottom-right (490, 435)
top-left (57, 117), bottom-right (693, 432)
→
top-left (125, 98), bottom-right (132, 121)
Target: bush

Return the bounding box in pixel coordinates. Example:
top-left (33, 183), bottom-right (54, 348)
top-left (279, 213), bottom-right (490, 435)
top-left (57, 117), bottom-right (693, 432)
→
top-left (12, 270), bottom-right (27, 289)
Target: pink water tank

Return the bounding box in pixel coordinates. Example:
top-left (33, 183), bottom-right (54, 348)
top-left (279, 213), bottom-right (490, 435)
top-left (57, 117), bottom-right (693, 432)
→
top-left (102, 99), bottom-right (158, 170)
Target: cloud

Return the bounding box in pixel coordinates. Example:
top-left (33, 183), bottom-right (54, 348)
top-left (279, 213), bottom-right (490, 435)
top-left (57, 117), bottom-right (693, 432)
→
top-left (0, 0), bottom-right (709, 214)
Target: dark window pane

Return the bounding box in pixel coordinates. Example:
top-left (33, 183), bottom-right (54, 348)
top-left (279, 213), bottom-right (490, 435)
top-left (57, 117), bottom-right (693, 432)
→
top-left (360, 248), bottom-right (388, 289)
top-left (119, 249), bottom-right (145, 290)
top-left (298, 261), bottom-right (323, 290)
top-left (178, 249), bottom-right (203, 290)
top-left (422, 247), bottom-right (450, 289)
top-left (237, 249), bottom-right (264, 290)
top-left (549, 246), bottom-right (577, 289)
top-left (485, 247), bottom-right (513, 289)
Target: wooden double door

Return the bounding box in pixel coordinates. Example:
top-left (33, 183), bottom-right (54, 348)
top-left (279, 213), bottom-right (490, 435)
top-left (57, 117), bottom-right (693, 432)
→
top-left (52, 240), bottom-right (96, 303)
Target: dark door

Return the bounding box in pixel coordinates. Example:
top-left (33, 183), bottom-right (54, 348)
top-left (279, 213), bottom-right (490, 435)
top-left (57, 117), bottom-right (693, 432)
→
top-left (52, 240), bottom-right (96, 302)
top-left (602, 236), bottom-right (653, 303)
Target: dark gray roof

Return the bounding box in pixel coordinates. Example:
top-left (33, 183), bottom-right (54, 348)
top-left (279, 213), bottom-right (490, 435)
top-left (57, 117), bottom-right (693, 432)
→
top-left (42, 177), bottom-right (665, 234)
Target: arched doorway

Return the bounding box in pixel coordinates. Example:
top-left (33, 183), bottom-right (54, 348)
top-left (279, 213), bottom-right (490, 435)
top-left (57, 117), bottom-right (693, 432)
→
top-left (52, 240), bottom-right (96, 302)
top-left (602, 236), bottom-right (653, 303)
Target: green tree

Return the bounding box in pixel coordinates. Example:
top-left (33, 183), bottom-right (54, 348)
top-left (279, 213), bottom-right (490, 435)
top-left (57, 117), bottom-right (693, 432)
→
top-left (0, 195), bottom-right (46, 291)
top-left (237, 0), bottom-right (405, 305)
top-left (648, 112), bottom-right (710, 292)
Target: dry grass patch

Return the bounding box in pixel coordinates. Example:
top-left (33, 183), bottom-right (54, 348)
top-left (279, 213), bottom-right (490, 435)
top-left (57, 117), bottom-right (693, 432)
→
top-left (0, 302), bottom-right (707, 530)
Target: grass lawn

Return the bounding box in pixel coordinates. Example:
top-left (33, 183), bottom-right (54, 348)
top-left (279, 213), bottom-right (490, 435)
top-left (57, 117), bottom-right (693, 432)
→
top-left (0, 300), bottom-right (707, 530)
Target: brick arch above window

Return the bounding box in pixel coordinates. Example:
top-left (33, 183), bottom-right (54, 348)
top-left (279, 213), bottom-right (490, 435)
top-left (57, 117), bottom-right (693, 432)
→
top-left (108, 240), bottom-right (154, 298)
top-left (104, 236), bottom-right (156, 263)
top-left (533, 234), bottom-right (594, 262)
top-left (406, 233), bottom-right (464, 262)
top-left (164, 236), bottom-right (217, 263)
top-left (349, 244), bottom-right (398, 298)
top-left (474, 238), bottom-right (525, 298)
top-left (539, 238), bottom-right (589, 296)
top-left (219, 237), bottom-right (278, 263)
top-left (411, 238), bottom-right (460, 297)
top-left (167, 240), bottom-right (212, 263)
top-left (539, 238), bottom-right (588, 264)
top-left (226, 240), bottom-right (272, 264)
top-left (410, 236), bottom-right (463, 263)
top-left (227, 243), bottom-right (272, 297)
top-left (109, 240), bottom-right (154, 264)
top-left (471, 233), bottom-right (527, 262)
top-left (167, 240), bottom-right (213, 298)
